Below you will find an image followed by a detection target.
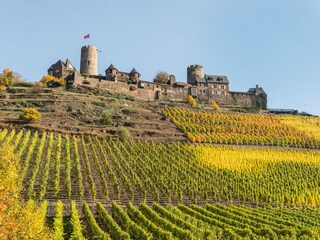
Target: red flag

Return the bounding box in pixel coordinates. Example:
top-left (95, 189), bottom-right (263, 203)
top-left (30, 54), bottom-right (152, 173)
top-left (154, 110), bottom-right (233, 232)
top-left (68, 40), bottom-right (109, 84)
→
top-left (84, 34), bottom-right (90, 39)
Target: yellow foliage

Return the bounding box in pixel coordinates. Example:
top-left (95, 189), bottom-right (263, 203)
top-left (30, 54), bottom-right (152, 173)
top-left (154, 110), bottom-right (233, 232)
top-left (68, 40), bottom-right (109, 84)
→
top-left (211, 100), bottom-right (220, 110)
top-left (19, 108), bottom-right (41, 122)
top-left (40, 75), bottom-right (65, 87)
top-left (187, 95), bottom-right (196, 106)
top-left (278, 115), bottom-right (320, 142)
top-left (163, 107), bottom-right (320, 148)
top-left (55, 78), bottom-right (66, 86)
top-left (40, 75), bottom-right (55, 84)
top-left (0, 145), bottom-right (52, 239)
top-left (0, 68), bottom-right (15, 86)
top-left (0, 85), bottom-right (6, 92)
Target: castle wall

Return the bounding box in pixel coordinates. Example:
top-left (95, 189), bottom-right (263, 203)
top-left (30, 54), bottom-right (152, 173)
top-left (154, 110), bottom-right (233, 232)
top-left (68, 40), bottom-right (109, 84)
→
top-left (116, 72), bottom-right (130, 81)
top-left (74, 74), bottom-right (156, 100)
top-left (73, 72), bottom-right (266, 109)
top-left (229, 92), bottom-right (253, 108)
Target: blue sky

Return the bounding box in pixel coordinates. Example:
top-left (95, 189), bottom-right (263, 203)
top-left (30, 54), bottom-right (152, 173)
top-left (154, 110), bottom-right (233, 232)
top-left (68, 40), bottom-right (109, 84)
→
top-left (1, 0), bottom-right (320, 115)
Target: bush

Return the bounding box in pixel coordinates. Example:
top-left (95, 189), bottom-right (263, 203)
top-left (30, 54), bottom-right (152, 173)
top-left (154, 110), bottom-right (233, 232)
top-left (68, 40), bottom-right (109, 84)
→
top-left (93, 101), bottom-right (106, 107)
top-left (211, 101), bottom-right (220, 110)
top-left (101, 112), bottom-right (113, 125)
top-left (19, 108), bottom-right (41, 122)
top-left (187, 95), bottom-right (196, 106)
top-left (40, 75), bottom-right (65, 87)
top-left (118, 127), bottom-right (130, 139)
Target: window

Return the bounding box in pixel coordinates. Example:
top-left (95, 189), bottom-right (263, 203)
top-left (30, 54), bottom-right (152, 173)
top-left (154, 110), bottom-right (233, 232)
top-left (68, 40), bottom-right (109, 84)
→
top-left (88, 61), bottom-right (90, 65)
top-left (202, 90), bottom-right (206, 95)
top-left (110, 69), bottom-right (112, 73)
top-left (214, 85), bottom-right (217, 89)
top-left (221, 91), bottom-right (225, 95)
top-left (221, 85), bottom-right (225, 89)
top-left (214, 91), bottom-right (217, 95)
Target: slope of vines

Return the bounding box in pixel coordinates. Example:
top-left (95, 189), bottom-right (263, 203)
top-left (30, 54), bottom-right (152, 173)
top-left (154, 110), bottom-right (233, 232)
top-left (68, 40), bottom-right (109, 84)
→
top-left (49, 201), bottom-right (320, 239)
top-left (1, 128), bottom-right (320, 206)
top-left (163, 107), bottom-right (320, 148)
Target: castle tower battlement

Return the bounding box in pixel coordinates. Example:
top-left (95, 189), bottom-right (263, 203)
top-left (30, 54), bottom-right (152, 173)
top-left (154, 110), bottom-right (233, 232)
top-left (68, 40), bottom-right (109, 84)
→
top-left (80, 45), bottom-right (98, 75)
top-left (187, 64), bottom-right (204, 85)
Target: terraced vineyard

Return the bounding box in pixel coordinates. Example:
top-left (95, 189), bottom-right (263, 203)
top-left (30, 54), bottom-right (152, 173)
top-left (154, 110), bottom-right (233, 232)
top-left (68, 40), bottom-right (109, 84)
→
top-left (2, 128), bottom-right (320, 207)
top-left (163, 107), bottom-right (320, 148)
top-left (44, 201), bottom-right (320, 239)
top-left (2, 122), bottom-right (320, 239)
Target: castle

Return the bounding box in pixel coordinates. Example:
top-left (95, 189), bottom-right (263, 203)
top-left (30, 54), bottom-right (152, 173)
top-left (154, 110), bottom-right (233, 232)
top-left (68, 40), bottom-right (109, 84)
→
top-left (48, 45), bottom-right (267, 109)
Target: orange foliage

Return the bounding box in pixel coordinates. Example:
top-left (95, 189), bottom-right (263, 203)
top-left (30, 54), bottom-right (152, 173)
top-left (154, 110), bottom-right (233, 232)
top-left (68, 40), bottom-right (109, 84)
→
top-left (0, 85), bottom-right (6, 92)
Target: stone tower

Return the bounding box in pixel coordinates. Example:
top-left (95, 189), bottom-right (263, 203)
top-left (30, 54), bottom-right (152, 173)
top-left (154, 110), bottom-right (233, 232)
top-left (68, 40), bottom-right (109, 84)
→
top-left (187, 64), bottom-right (204, 85)
top-left (80, 45), bottom-right (98, 75)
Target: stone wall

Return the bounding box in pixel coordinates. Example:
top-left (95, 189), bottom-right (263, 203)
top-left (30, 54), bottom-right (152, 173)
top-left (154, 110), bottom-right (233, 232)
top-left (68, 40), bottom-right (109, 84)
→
top-left (74, 73), bottom-right (157, 100)
top-left (229, 92), bottom-right (253, 108)
top-left (72, 73), bottom-right (267, 109)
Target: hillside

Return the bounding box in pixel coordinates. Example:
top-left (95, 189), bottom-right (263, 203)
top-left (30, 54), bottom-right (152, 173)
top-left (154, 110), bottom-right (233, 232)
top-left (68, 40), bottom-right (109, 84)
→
top-left (0, 86), bottom-right (186, 141)
top-left (1, 86), bottom-right (320, 239)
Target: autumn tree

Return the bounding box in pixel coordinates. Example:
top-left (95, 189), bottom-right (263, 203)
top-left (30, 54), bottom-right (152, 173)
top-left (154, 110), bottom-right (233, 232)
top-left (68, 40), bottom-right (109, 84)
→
top-left (187, 95), bottom-right (197, 106)
top-left (0, 68), bottom-right (15, 86)
top-left (19, 108), bottom-right (42, 122)
top-left (0, 144), bottom-right (52, 239)
top-left (153, 71), bottom-right (169, 84)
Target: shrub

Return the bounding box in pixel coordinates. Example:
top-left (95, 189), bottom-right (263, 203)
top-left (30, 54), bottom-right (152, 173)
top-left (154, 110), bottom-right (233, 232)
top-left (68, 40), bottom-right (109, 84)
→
top-left (211, 101), bottom-right (220, 110)
top-left (118, 127), bottom-right (130, 139)
top-left (19, 108), bottom-right (41, 122)
top-left (101, 112), bottom-right (113, 125)
top-left (40, 75), bottom-right (55, 85)
top-left (187, 95), bottom-right (196, 106)
top-left (93, 101), bottom-right (106, 107)
top-left (67, 106), bottom-right (73, 112)
top-left (40, 75), bottom-right (65, 87)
